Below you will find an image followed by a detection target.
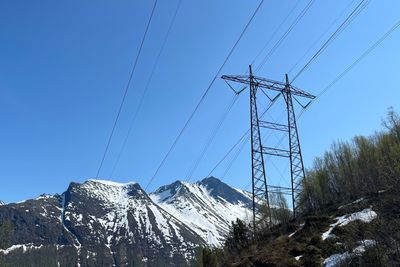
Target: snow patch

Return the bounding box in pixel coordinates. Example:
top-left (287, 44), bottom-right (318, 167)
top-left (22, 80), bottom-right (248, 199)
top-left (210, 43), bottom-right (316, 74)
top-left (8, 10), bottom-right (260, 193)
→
top-left (289, 223), bottom-right (304, 238)
top-left (35, 194), bottom-right (53, 201)
top-left (322, 208), bottom-right (377, 240)
top-left (324, 240), bottom-right (376, 267)
top-left (87, 179), bottom-right (136, 187)
top-left (0, 244), bottom-right (43, 255)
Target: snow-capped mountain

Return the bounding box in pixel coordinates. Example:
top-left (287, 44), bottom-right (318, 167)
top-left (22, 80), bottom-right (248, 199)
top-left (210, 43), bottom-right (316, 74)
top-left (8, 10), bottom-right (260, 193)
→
top-left (150, 177), bottom-right (253, 246)
top-left (0, 200), bottom-right (4, 206)
top-left (0, 180), bottom-right (204, 266)
top-left (0, 177), bottom-right (252, 265)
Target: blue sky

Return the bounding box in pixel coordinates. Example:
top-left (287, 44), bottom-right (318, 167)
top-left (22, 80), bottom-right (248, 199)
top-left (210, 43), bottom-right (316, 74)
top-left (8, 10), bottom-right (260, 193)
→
top-left (1, 0), bottom-right (399, 203)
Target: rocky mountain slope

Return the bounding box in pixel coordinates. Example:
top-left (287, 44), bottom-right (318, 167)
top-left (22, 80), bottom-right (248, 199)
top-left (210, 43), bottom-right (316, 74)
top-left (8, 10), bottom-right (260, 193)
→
top-left (150, 177), bottom-right (253, 246)
top-left (0, 177), bottom-right (251, 266)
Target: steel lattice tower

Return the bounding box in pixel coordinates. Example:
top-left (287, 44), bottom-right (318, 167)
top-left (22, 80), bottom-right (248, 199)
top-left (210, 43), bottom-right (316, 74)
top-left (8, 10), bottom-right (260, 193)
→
top-left (222, 65), bottom-right (315, 225)
top-left (249, 66), bottom-right (271, 227)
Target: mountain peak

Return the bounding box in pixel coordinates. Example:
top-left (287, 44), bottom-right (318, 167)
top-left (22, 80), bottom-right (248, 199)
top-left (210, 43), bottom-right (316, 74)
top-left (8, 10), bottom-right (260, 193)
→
top-left (171, 179), bottom-right (192, 187)
top-left (86, 179), bottom-right (137, 187)
top-left (150, 177), bottom-right (253, 245)
top-left (150, 180), bottom-right (190, 204)
top-left (64, 179), bottom-right (146, 207)
top-left (198, 176), bottom-right (223, 186)
top-left (168, 179), bottom-right (185, 187)
top-left (197, 177), bottom-right (252, 205)
top-left (199, 176), bottom-right (219, 182)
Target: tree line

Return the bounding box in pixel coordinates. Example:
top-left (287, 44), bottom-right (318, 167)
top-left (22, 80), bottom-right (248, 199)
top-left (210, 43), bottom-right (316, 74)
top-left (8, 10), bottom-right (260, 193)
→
top-left (300, 108), bottom-right (400, 214)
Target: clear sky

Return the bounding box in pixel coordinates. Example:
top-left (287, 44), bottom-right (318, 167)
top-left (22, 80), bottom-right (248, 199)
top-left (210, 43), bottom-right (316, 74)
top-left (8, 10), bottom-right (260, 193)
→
top-left (1, 0), bottom-right (399, 203)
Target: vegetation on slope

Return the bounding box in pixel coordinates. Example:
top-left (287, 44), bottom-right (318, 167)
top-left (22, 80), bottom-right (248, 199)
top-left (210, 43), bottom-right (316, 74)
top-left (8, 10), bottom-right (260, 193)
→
top-left (201, 108), bottom-right (400, 266)
top-left (300, 108), bottom-right (400, 215)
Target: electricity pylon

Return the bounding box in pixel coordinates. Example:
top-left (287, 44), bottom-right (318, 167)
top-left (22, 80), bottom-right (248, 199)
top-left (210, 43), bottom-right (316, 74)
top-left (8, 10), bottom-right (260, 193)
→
top-left (222, 65), bottom-right (315, 226)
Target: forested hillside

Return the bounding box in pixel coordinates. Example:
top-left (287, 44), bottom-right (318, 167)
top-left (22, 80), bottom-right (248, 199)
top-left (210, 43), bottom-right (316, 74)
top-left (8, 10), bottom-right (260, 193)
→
top-left (202, 109), bottom-right (400, 266)
top-left (300, 108), bottom-right (400, 215)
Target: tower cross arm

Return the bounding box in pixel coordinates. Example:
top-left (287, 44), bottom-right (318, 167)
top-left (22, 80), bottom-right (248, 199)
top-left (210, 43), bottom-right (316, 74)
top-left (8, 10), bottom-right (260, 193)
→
top-left (286, 85), bottom-right (315, 99)
top-left (221, 74), bottom-right (315, 99)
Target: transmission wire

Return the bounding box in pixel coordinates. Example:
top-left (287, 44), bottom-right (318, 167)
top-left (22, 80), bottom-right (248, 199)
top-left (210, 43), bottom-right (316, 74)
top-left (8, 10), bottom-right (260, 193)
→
top-left (207, 0), bottom-right (315, 178)
top-left (287, 0), bottom-right (358, 75)
top-left (96, 0), bottom-right (158, 178)
top-left (250, 0), bottom-right (302, 66)
top-left (184, 94), bottom-right (239, 182)
top-left (292, 0), bottom-right (370, 82)
top-left (144, 0), bottom-right (265, 192)
top-left (299, 17), bottom-right (400, 117)
top-left (110, 0), bottom-right (183, 178)
top-left (255, 0), bottom-right (316, 73)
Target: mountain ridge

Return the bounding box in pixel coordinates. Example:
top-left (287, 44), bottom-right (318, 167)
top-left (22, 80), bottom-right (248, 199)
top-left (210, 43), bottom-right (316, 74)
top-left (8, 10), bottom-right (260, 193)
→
top-left (0, 177), bottom-right (251, 266)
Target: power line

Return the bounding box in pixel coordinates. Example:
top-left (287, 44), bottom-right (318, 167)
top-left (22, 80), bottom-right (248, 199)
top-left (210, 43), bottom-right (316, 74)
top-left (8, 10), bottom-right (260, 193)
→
top-left (259, 13), bottom-right (398, 185)
top-left (226, 0), bottom-right (316, 179)
top-left (145, 0), bottom-right (304, 193)
top-left (242, 0), bottom-right (369, 192)
top-left (110, 0), bottom-right (183, 178)
top-left (255, 0), bottom-right (316, 73)
top-left (144, 0), bottom-right (265, 191)
top-left (252, 0), bottom-right (369, 189)
top-left (242, 109), bottom-right (301, 192)
top-left (206, 129), bottom-right (248, 178)
top-left (299, 16), bottom-right (400, 117)
top-left (96, 0), bottom-right (158, 178)
top-left (248, 14), bottom-right (399, 193)
top-left (235, 0), bottom-right (302, 78)
top-left (185, 94), bottom-right (239, 182)
top-left (206, 0), bottom-right (312, 177)
top-left (221, 133), bottom-right (249, 179)
top-left (222, 69), bottom-right (315, 218)
top-left (276, 16), bottom-right (399, 187)
top-left (291, 0), bottom-right (370, 82)
top-left (221, 112), bottom-right (287, 182)
top-left (206, 94), bottom-right (279, 178)
top-left (250, 0), bottom-right (302, 66)
top-left (240, 5), bottom-right (399, 195)
top-left (166, 95), bottom-right (269, 222)
top-left (287, 0), bottom-right (357, 75)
